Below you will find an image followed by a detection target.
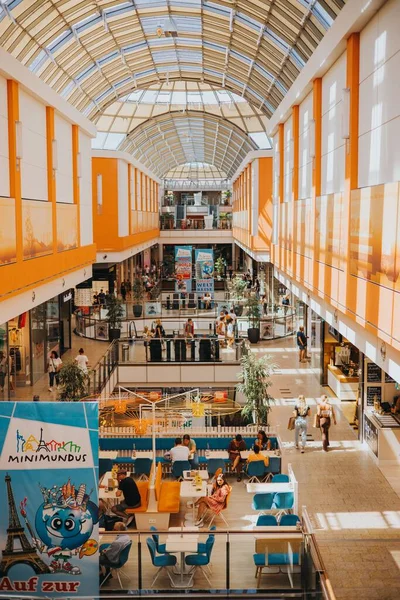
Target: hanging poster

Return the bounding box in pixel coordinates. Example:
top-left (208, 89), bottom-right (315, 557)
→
top-left (175, 246), bottom-right (192, 292)
top-left (0, 402), bottom-right (99, 597)
top-left (195, 248), bottom-right (214, 293)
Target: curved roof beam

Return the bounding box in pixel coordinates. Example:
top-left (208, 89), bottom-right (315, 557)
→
top-left (0, 0), bottom-right (345, 118)
top-left (117, 110), bottom-right (257, 177)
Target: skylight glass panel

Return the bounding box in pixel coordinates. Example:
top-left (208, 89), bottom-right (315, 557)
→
top-left (91, 131), bottom-right (108, 149)
top-left (104, 133), bottom-right (126, 150)
top-left (249, 132), bottom-right (272, 149)
top-left (29, 50), bottom-right (47, 73)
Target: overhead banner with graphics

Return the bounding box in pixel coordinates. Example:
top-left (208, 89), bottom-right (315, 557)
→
top-left (175, 246), bottom-right (192, 292)
top-left (0, 402), bottom-right (99, 598)
top-left (195, 248), bottom-right (214, 293)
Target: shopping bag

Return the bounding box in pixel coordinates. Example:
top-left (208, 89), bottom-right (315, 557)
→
top-left (287, 416), bottom-right (296, 431)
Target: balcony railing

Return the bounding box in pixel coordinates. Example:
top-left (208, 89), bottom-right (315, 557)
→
top-left (160, 218), bottom-right (232, 230)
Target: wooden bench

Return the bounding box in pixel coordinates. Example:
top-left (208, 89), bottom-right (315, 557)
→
top-left (134, 463), bottom-right (181, 530)
top-left (124, 481), bottom-right (150, 514)
top-left (155, 462), bottom-right (181, 513)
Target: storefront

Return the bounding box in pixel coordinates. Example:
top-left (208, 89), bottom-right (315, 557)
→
top-left (0, 292), bottom-right (72, 399)
top-left (362, 358), bottom-right (400, 465)
top-left (323, 323), bottom-right (360, 401)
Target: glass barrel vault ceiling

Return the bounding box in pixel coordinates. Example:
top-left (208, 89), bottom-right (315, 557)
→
top-left (0, 0), bottom-right (346, 178)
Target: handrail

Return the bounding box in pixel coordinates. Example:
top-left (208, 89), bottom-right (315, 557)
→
top-left (302, 507), bottom-right (337, 600)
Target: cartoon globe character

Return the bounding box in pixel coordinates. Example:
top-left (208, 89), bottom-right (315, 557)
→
top-left (34, 481), bottom-right (98, 574)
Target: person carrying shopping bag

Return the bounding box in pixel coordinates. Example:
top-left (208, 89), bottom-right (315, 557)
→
top-left (293, 395), bottom-right (311, 453)
top-left (316, 395), bottom-right (337, 451)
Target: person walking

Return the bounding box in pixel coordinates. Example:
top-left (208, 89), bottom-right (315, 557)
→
top-left (317, 395), bottom-right (337, 452)
top-left (47, 351), bottom-right (62, 392)
top-left (296, 325), bottom-right (308, 362)
top-left (293, 395), bottom-right (311, 453)
top-left (75, 348), bottom-right (89, 374)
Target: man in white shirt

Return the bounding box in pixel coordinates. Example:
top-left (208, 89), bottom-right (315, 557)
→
top-left (166, 438), bottom-right (190, 463)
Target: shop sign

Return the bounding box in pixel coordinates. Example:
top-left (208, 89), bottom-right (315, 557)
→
top-left (0, 402), bottom-right (99, 597)
top-left (62, 291), bottom-right (72, 303)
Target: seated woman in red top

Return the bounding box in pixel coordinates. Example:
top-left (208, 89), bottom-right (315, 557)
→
top-left (194, 473), bottom-right (231, 527)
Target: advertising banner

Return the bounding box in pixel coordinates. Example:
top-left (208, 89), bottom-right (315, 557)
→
top-left (195, 248), bottom-right (214, 293)
top-left (0, 402), bottom-right (99, 598)
top-left (175, 246), bottom-right (192, 292)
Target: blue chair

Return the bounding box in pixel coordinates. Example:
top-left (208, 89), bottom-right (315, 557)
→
top-left (133, 458), bottom-right (153, 481)
top-left (100, 541), bottom-right (132, 588)
top-left (271, 474), bottom-right (289, 483)
top-left (263, 457), bottom-right (281, 481)
top-left (272, 492), bottom-right (294, 518)
top-left (185, 536), bottom-right (215, 585)
top-left (172, 460), bottom-right (191, 480)
top-left (280, 514), bottom-right (300, 526)
top-left (256, 515), bottom-right (278, 526)
top-left (207, 458), bottom-right (225, 477)
top-left (197, 526), bottom-right (216, 553)
top-left (245, 461), bottom-right (266, 484)
top-left (146, 537), bottom-right (177, 587)
top-left (150, 526), bottom-right (168, 554)
top-left (253, 551), bottom-right (300, 587)
top-left (252, 493), bottom-right (275, 514)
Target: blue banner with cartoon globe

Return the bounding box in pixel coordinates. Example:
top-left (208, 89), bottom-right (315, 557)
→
top-left (0, 402), bottom-right (99, 597)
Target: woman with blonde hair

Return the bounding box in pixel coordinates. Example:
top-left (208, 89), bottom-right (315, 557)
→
top-left (293, 395), bottom-right (310, 453)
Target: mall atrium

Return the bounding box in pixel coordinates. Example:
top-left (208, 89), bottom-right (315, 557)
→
top-left (0, 1), bottom-right (399, 599)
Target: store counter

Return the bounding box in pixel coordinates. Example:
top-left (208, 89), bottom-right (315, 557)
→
top-left (327, 365), bottom-right (358, 401)
top-left (364, 411), bottom-right (400, 465)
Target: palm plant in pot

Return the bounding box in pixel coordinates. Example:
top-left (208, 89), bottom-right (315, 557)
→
top-left (237, 347), bottom-right (275, 426)
top-left (105, 294), bottom-right (124, 339)
top-left (58, 361), bottom-right (88, 401)
top-left (132, 278), bottom-right (145, 318)
top-left (230, 276), bottom-right (247, 316)
top-left (214, 256), bottom-right (225, 279)
top-left (246, 294), bottom-right (261, 343)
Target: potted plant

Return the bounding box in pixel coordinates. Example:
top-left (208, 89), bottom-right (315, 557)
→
top-left (132, 278), bottom-right (144, 318)
top-left (58, 361), bottom-right (88, 401)
top-left (214, 256), bottom-right (225, 279)
top-left (237, 348), bottom-right (275, 425)
top-left (223, 190), bottom-right (231, 206)
top-left (246, 294), bottom-right (261, 343)
top-left (105, 294), bottom-right (125, 339)
top-left (230, 276), bottom-right (247, 316)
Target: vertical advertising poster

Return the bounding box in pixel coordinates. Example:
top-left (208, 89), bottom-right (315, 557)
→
top-left (195, 248), bottom-right (214, 293)
top-left (0, 402), bottom-right (99, 598)
top-left (175, 246), bottom-right (192, 292)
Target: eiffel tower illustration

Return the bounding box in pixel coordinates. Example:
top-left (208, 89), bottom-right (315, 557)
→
top-left (0, 474), bottom-right (50, 576)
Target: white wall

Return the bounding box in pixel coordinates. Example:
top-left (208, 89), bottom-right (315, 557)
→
top-left (321, 52), bottom-right (346, 195)
top-left (19, 89), bottom-right (47, 201)
top-left (359, 0), bottom-right (400, 188)
top-left (283, 116), bottom-right (293, 202)
top-left (129, 165), bottom-right (135, 213)
top-left (118, 159), bottom-right (129, 237)
top-left (55, 113), bottom-right (73, 204)
top-left (0, 75), bottom-right (9, 197)
top-left (79, 131), bottom-right (93, 246)
top-left (299, 92), bottom-right (313, 200)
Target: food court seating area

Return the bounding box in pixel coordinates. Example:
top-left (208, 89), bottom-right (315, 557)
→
top-left (99, 436), bottom-right (281, 475)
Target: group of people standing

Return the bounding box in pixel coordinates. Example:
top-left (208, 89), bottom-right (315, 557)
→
top-left (292, 394), bottom-right (337, 452)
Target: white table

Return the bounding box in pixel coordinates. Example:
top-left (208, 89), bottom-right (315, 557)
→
top-left (240, 450), bottom-right (277, 459)
top-left (183, 470), bottom-right (209, 481)
top-left (205, 450), bottom-right (229, 460)
top-left (132, 451), bottom-right (153, 459)
top-left (99, 451), bottom-right (118, 459)
top-left (180, 480), bottom-right (208, 521)
top-left (166, 527), bottom-right (199, 588)
top-left (246, 482), bottom-right (293, 494)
